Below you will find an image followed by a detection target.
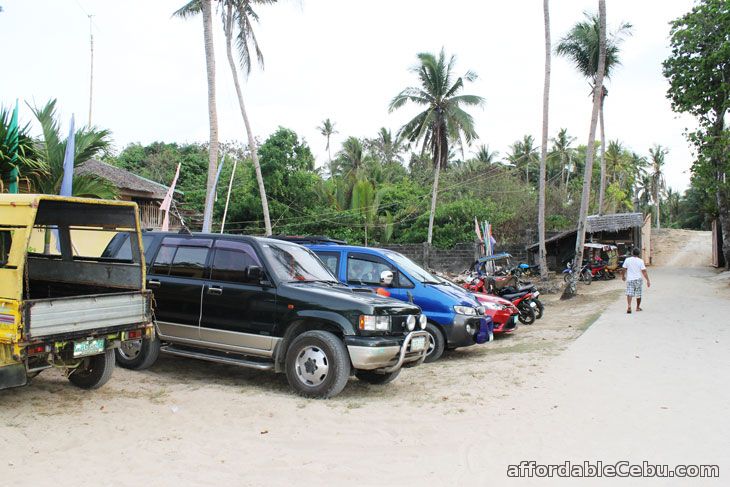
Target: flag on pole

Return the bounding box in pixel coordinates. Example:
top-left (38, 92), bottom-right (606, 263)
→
top-left (60, 114), bottom-right (75, 196)
top-left (5, 100), bottom-right (20, 193)
top-left (474, 216), bottom-right (483, 242)
top-left (160, 163), bottom-right (181, 232)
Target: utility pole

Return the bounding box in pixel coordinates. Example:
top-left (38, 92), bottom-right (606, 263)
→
top-left (88, 14), bottom-right (94, 127)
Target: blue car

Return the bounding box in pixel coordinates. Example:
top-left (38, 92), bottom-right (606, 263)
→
top-left (287, 239), bottom-right (493, 362)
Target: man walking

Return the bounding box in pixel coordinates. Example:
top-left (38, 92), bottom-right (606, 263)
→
top-left (622, 247), bottom-right (650, 314)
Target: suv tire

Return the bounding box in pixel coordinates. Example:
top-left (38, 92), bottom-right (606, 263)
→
top-left (285, 330), bottom-right (350, 399)
top-left (424, 323), bottom-right (445, 363)
top-left (68, 349), bottom-right (115, 390)
top-left (355, 368), bottom-right (401, 385)
top-left (115, 336), bottom-right (160, 370)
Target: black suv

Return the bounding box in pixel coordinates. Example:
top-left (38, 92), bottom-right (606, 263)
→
top-left (102, 232), bottom-right (429, 398)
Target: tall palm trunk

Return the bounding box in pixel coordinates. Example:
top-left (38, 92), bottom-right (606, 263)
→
top-left (427, 132), bottom-right (442, 246)
top-left (597, 96), bottom-right (607, 214)
top-left (563, 0), bottom-right (606, 300)
top-left (224, 5), bottom-right (272, 235)
top-left (655, 192), bottom-right (661, 229)
top-left (201, 0), bottom-right (219, 233)
top-left (538, 0), bottom-right (551, 280)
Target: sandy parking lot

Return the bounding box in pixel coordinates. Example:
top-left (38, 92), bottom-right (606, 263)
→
top-left (1, 230), bottom-right (725, 486)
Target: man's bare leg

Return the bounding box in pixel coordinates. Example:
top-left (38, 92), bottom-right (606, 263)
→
top-left (627, 295), bottom-right (633, 313)
top-left (636, 297), bottom-right (642, 311)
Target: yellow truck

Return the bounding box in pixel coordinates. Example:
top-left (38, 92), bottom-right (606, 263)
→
top-left (0, 194), bottom-right (153, 391)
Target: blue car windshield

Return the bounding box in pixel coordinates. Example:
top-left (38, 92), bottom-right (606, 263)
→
top-left (384, 251), bottom-right (439, 284)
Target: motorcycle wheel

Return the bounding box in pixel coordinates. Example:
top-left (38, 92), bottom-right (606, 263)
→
top-left (518, 304), bottom-right (536, 325)
top-left (607, 271), bottom-right (616, 279)
top-left (534, 299), bottom-right (544, 319)
top-left (581, 269), bottom-right (593, 285)
top-left (563, 273), bottom-right (571, 283)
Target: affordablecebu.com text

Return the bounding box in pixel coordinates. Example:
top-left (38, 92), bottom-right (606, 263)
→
top-left (507, 461), bottom-right (719, 479)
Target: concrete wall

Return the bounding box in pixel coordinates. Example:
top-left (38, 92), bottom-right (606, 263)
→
top-left (379, 242), bottom-right (529, 274)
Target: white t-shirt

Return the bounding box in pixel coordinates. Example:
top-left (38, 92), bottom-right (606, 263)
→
top-left (622, 256), bottom-right (646, 281)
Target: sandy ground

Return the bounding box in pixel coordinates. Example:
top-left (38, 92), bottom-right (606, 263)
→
top-left (1, 230), bottom-right (726, 486)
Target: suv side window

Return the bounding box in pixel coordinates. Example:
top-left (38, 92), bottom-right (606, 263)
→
top-left (112, 234), bottom-right (156, 263)
top-left (347, 254), bottom-right (393, 286)
top-left (315, 251), bottom-right (340, 277)
top-left (210, 240), bottom-right (262, 284)
top-left (150, 244), bottom-right (175, 276)
top-left (169, 246), bottom-right (210, 279)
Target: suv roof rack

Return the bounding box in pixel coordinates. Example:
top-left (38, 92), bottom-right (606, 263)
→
top-left (271, 235), bottom-right (347, 245)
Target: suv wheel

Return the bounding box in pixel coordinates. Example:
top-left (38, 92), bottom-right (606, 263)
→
top-left (424, 323), bottom-right (445, 363)
top-left (285, 330), bottom-right (350, 399)
top-left (115, 336), bottom-right (160, 370)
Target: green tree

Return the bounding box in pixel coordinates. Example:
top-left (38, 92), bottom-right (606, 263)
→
top-left (648, 145), bottom-right (667, 228)
top-left (389, 49), bottom-right (484, 245)
top-left (474, 144), bottom-right (500, 164)
top-left (549, 128), bottom-right (577, 187)
top-left (507, 135), bottom-right (539, 183)
top-left (562, 0), bottom-right (607, 299)
top-left (318, 118), bottom-right (337, 164)
top-left (556, 11), bottom-right (631, 215)
top-left (1, 104), bottom-right (40, 190)
top-left (663, 0), bottom-right (730, 268)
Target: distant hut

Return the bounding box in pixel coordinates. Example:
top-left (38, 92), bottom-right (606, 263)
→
top-left (527, 212), bottom-right (647, 271)
top-left (78, 159), bottom-right (183, 230)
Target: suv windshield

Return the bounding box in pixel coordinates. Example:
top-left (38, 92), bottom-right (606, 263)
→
top-left (262, 241), bottom-right (338, 283)
top-left (384, 251), bottom-right (439, 283)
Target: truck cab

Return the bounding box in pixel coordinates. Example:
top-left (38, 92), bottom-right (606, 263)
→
top-left (288, 238), bottom-right (493, 362)
top-left (103, 232), bottom-right (429, 398)
top-left (0, 195), bottom-right (153, 391)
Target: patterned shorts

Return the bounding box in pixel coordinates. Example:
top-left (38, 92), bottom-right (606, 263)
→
top-left (626, 279), bottom-right (643, 297)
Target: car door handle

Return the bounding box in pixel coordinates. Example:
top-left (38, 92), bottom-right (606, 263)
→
top-left (207, 286), bottom-right (223, 295)
top-left (147, 280), bottom-right (161, 288)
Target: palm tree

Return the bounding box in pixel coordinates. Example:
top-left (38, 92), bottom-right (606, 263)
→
top-left (549, 128), bottom-right (577, 187)
top-left (474, 144), bottom-right (499, 164)
top-left (318, 118), bottom-right (337, 164)
top-left (1, 104), bottom-right (40, 191)
top-left (389, 49), bottom-right (484, 245)
top-left (366, 127), bottom-right (405, 166)
top-left (537, 0), bottom-right (552, 280)
top-left (556, 11), bottom-right (631, 215)
top-left (30, 100), bottom-right (116, 252)
top-left (176, 0), bottom-right (274, 235)
top-left (648, 144), bottom-right (667, 228)
top-left (507, 135), bottom-right (539, 183)
top-left (562, 0), bottom-right (607, 300)
top-left (174, 0), bottom-right (220, 233)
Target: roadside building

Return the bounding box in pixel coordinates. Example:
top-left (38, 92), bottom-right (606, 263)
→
top-left (526, 212), bottom-right (649, 271)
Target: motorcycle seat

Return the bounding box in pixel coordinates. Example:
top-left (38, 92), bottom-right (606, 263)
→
top-left (502, 292), bottom-right (528, 300)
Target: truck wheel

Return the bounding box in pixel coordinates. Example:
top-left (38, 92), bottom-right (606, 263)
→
top-left (115, 336), bottom-right (160, 370)
top-left (68, 349), bottom-right (115, 390)
top-left (355, 369), bottom-right (401, 385)
top-left (424, 323), bottom-right (445, 363)
top-left (285, 330), bottom-right (350, 399)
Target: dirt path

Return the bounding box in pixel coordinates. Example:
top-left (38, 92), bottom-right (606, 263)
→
top-left (1, 230), bottom-right (724, 486)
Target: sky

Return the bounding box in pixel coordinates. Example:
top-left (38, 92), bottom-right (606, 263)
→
top-left (0, 0), bottom-right (698, 191)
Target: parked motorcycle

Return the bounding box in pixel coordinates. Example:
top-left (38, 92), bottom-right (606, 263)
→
top-left (563, 260), bottom-right (593, 285)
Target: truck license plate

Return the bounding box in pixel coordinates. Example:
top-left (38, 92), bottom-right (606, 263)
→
top-left (411, 336), bottom-right (426, 351)
top-left (73, 338), bottom-right (105, 358)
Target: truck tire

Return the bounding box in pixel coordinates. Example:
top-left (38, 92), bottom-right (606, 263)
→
top-left (115, 336), bottom-right (160, 370)
top-left (285, 330), bottom-right (350, 399)
top-left (68, 349), bottom-right (115, 390)
top-left (355, 368), bottom-right (401, 385)
top-left (424, 323), bottom-right (445, 363)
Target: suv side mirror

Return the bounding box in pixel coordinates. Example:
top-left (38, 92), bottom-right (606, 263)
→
top-left (379, 270), bottom-right (394, 286)
top-left (246, 265), bottom-right (264, 282)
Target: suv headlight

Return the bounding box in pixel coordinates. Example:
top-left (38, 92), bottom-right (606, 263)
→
top-left (453, 305), bottom-right (478, 316)
top-left (359, 315), bottom-right (391, 331)
top-left (406, 315), bottom-right (416, 331)
top-left (418, 314), bottom-right (427, 330)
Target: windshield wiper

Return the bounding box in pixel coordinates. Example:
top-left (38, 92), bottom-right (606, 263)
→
top-left (288, 279), bottom-right (339, 285)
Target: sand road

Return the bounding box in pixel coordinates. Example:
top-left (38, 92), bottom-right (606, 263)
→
top-left (1, 230), bottom-right (726, 486)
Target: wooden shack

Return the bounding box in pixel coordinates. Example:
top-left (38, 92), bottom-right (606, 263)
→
top-left (527, 212), bottom-right (646, 271)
